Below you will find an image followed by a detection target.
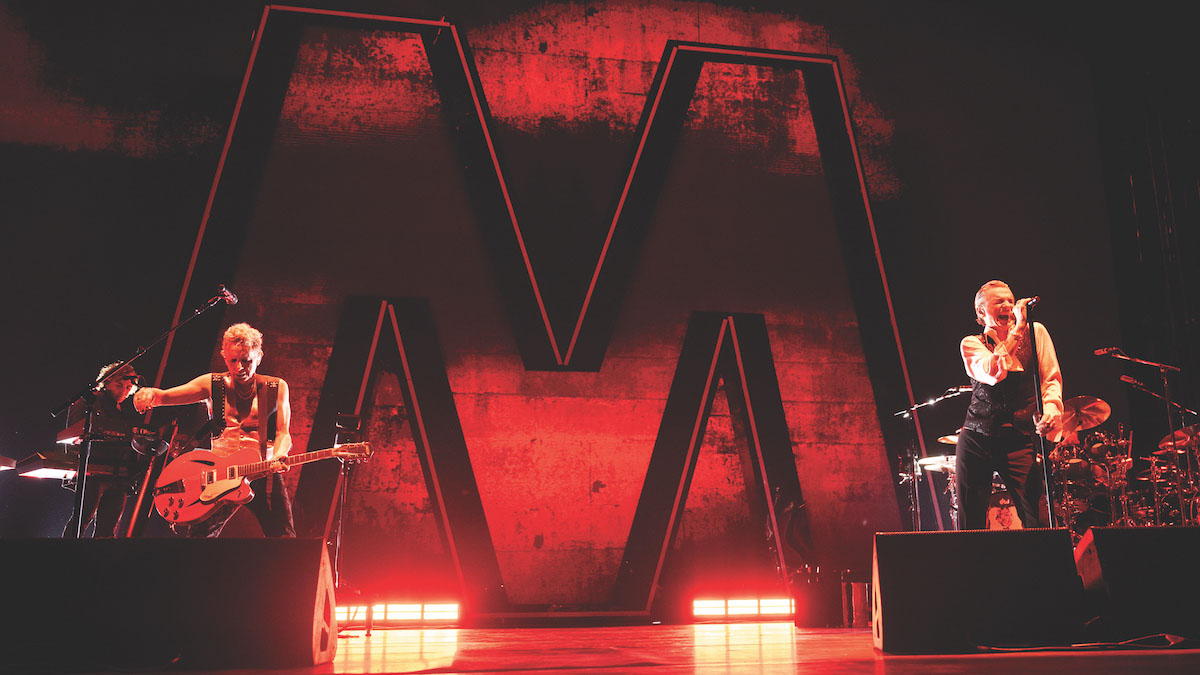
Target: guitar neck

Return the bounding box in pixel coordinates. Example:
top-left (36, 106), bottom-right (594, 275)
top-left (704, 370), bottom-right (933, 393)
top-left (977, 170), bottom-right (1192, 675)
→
top-left (235, 447), bottom-right (344, 479)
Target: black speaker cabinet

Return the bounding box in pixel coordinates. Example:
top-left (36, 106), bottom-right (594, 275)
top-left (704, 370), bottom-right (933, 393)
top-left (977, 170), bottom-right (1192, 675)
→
top-left (0, 538), bottom-right (337, 669)
top-left (1075, 526), bottom-right (1200, 640)
top-left (872, 529), bottom-right (1084, 653)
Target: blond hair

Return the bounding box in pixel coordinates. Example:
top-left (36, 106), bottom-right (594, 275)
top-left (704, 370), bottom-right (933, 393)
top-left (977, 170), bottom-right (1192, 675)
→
top-left (96, 361), bottom-right (137, 383)
top-left (222, 322), bottom-right (264, 353)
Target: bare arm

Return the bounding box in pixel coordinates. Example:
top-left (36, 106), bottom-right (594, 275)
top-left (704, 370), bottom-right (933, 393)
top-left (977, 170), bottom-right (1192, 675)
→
top-left (133, 373), bottom-right (212, 413)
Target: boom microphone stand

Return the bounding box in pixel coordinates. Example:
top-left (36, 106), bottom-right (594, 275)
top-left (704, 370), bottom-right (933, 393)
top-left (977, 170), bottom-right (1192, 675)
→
top-left (894, 386), bottom-right (971, 530)
top-left (50, 285), bottom-right (237, 538)
top-left (328, 413), bottom-right (362, 589)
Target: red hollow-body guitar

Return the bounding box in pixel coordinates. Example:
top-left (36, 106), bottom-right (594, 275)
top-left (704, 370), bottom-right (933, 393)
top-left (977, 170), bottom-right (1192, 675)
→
top-left (153, 442), bottom-right (370, 525)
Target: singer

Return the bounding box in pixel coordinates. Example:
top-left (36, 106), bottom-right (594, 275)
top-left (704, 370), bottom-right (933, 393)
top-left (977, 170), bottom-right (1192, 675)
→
top-left (955, 280), bottom-right (1062, 529)
top-left (133, 322), bottom-right (296, 537)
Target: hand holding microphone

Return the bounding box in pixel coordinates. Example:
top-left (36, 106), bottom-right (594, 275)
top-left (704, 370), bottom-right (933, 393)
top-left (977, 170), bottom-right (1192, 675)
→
top-left (1012, 295), bottom-right (1038, 331)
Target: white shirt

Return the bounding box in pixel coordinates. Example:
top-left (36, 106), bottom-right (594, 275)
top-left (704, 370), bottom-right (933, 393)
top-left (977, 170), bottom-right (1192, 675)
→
top-left (960, 321), bottom-right (1063, 418)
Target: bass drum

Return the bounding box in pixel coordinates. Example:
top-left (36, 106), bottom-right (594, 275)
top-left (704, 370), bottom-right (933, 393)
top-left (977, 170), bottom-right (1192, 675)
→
top-left (986, 491), bottom-right (1023, 530)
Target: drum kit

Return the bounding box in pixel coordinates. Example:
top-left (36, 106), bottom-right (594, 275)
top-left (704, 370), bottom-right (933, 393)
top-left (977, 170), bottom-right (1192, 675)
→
top-left (918, 395), bottom-right (1200, 541)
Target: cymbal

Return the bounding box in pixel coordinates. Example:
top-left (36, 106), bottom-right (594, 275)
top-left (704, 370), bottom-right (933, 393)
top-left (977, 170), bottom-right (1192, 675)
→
top-left (1156, 424), bottom-right (1200, 455)
top-left (917, 455), bottom-right (956, 473)
top-left (937, 428), bottom-right (962, 445)
top-left (1060, 395), bottom-right (1110, 435)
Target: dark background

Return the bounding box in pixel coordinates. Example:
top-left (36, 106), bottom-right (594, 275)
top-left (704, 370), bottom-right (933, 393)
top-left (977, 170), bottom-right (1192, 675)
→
top-left (1, 0), bottom-right (1195, 606)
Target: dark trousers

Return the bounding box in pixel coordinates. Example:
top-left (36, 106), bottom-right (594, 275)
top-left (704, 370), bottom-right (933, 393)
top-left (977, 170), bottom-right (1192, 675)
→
top-left (63, 481), bottom-right (128, 538)
top-left (185, 473), bottom-right (296, 538)
top-left (955, 427), bottom-right (1047, 530)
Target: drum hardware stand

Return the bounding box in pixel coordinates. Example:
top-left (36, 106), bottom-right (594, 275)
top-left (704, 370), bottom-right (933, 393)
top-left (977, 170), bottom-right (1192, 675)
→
top-left (1111, 477), bottom-right (1133, 527)
top-left (945, 479), bottom-right (959, 530)
top-left (894, 386), bottom-right (970, 531)
top-left (1058, 487), bottom-right (1078, 538)
top-left (1153, 458), bottom-right (1168, 526)
top-left (1104, 349), bottom-right (1195, 525)
top-left (1105, 440), bottom-right (1138, 527)
top-left (895, 448), bottom-right (919, 532)
top-left (50, 285), bottom-right (237, 538)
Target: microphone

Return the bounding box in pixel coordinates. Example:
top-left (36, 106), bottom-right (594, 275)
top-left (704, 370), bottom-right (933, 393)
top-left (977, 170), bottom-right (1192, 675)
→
top-left (947, 385), bottom-right (973, 393)
top-left (218, 285), bottom-right (238, 305)
top-left (1120, 374), bottom-right (1146, 389)
top-left (1095, 346), bottom-right (1122, 357)
top-left (1026, 296), bottom-right (1040, 309)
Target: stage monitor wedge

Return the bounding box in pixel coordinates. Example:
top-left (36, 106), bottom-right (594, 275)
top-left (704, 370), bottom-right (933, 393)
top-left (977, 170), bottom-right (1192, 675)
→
top-left (1075, 526), bottom-right (1200, 641)
top-left (872, 529), bottom-right (1085, 653)
top-left (0, 538), bottom-right (336, 670)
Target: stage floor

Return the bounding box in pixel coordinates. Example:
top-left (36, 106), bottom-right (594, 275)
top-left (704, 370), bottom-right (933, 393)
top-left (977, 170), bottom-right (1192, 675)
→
top-left (191, 622), bottom-right (1200, 675)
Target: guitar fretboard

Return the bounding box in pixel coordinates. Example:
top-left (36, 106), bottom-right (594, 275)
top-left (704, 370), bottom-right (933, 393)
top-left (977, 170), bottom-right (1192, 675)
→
top-left (233, 444), bottom-right (367, 479)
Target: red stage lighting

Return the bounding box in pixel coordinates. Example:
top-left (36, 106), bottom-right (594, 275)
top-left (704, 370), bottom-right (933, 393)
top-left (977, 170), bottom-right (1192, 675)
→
top-left (692, 597), bottom-right (795, 622)
top-left (336, 602), bottom-right (461, 629)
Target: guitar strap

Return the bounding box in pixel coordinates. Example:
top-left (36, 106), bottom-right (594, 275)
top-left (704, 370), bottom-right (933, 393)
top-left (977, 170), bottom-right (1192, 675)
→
top-left (210, 374), bottom-right (226, 441)
top-left (258, 376), bottom-right (279, 496)
top-left (257, 375), bottom-right (279, 460)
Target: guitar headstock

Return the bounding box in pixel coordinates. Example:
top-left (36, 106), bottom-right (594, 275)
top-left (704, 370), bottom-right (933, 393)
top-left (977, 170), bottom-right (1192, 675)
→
top-left (332, 442), bottom-right (372, 462)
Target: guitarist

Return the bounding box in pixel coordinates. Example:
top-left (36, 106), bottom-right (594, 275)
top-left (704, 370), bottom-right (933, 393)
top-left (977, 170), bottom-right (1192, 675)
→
top-left (134, 323), bottom-right (296, 537)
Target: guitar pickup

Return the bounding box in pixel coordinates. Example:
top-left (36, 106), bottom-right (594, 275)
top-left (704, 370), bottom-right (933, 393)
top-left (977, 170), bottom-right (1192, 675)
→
top-left (154, 481), bottom-right (185, 495)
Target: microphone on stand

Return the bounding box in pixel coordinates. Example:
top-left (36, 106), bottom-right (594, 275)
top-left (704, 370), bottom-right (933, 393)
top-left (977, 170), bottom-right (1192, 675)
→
top-left (1120, 374), bottom-right (1146, 389)
top-left (218, 285), bottom-right (238, 305)
top-left (1095, 346), bottom-right (1123, 357)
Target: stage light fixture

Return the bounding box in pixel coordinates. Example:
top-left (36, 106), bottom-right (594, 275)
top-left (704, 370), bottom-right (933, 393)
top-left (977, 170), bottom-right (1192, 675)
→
top-left (693, 599), bottom-right (726, 616)
top-left (336, 602), bottom-right (461, 628)
top-left (15, 451), bottom-right (78, 480)
top-left (758, 598), bottom-right (793, 615)
top-left (691, 598), bottom-right (795, 621)
top-left (727, 599), bottom-right (760, 616)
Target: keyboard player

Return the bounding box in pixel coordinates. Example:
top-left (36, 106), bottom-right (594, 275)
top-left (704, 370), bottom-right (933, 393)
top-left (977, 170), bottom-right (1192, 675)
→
top-left (61, 362), bottom-right (147, 537)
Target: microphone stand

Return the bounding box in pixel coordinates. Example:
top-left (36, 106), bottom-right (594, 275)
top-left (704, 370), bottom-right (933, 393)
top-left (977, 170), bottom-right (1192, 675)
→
top-left (893, 387), bottom-right (970, 531)
top-left (329, 414), bottom-right (362, 590)
top-left (50, 287), bottom-right (234, 538)
top-left (1102, 349), bottom-right (1189, 525)
top-left (1026, 310), bottom-right (1057, 529)
top-left (1121, 377), bottom-right (1197, 417)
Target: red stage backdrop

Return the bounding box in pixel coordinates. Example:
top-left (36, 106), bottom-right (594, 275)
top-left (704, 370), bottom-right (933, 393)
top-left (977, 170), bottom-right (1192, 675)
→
top-left (179, 3), bottom-right (904, 608)
top-left (0, 1), bottom-right (1134, 586)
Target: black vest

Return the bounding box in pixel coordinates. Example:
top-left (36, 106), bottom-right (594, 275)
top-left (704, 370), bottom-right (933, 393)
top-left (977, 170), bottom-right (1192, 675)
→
top-left (211, 373), bottom-right (279, 459)
top-left (963, 329), bottom-right (1037, 435)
